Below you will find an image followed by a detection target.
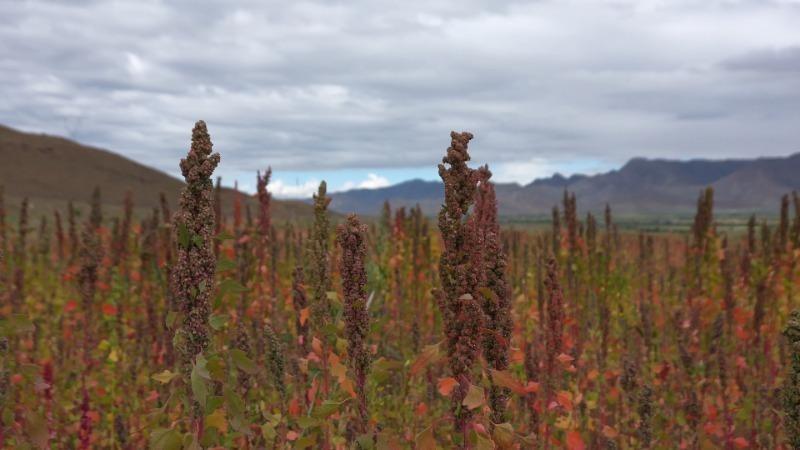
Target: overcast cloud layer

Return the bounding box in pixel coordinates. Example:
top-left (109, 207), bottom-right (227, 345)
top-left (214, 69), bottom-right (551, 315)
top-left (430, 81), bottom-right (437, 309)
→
top-left (2, 0), bottom-right (800, 197)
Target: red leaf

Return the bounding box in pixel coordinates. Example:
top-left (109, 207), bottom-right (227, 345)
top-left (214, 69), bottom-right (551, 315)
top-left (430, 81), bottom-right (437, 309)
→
top-left (566, 430), bottom-right (585, 450)
top-left (102, 303), bottom-right (118, 316)
top-left (732, 437), bottom-right (749, 448)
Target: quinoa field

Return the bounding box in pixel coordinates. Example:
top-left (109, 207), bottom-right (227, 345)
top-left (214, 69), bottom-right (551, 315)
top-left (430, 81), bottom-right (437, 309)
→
top-left (1, 122), bottom-right (799, 449)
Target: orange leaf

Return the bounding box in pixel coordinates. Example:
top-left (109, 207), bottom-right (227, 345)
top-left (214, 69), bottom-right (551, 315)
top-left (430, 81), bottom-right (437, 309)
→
top-left (557, 353), bottom-right (574, 364)
top-left (416, 426), bottom-right (436, 450)
top-left (340, 378), bottom-right (357, 398)
top-left (732, 437), bottom-right (749, 448)
top-left (299, 307), bottom-right (310, 326)
top-left (601, 425), bottom-right (618, 439)
top-left (286, 430), bottom-right (299, 441)
top-left (410, 343), bottom-right (440, 377)
top-left (556, 391), bottom-right (574, 411)
top-left (510, 347), bottom-right (525, 364)
top-left (490, 369), bottom-right (526, 395)
top-left (415, 402), bottom-right (428, 415)
top-left (566, 430), bottom-right (585, 450)
top-left (306, 378), bottom-right (318, 405)
top-left (311, 337), bottom-right (323, 356)
top-left (437, 377), bottom-right (458, 396)
top-left (65, 300), bottom-right (78, 313)
top-left (525, 381), bottom-right (540, 393)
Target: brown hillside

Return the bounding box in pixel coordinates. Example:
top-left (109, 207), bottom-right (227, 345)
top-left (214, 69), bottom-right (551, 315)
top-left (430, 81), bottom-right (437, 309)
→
top-left (0, 124), bottom-right (314, 222)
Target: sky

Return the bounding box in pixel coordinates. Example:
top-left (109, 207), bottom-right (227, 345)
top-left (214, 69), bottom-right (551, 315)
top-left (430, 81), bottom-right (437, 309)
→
top-left (2, 0), bottom-right (799, 198)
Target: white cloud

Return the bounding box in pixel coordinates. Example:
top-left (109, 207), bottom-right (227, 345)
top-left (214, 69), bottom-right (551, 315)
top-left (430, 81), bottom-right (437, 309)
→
top-left (351, 173), bottom-right (391, 190)
top-left (268, 178), bottom-right (321, 199)
top-left (125, 52), bottom-right (147, 76)
top-left (270, 173), bottom-right (391, 198)
top-left (491, 157), bottom-right (560, 185)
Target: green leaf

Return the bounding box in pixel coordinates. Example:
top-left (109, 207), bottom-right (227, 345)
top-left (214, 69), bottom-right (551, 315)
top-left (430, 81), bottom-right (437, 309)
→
top-left (206, 355), bottom-right (226, 381)
top-left (296, 416), bottom-right (318, 429)
top-left (205, 409), bottom-right (227, 433)
top-left (191, 359), bottom-right (209, 406)
top-left (195, 354), bottom-right (210, 379)
top-left (20, 363), bottom-right (42, 378)
top-left (205, 395), bottom-right (224, 414)
top-left (209, 314), bottom-right (229, 331)
top-left (313, 399), bottom-right (348, 419)
top-left (218, 279), bottom-right (248, 297)
top-left (215, 230), bottom-right (235, 241)
top-left (230, 349), bottom-right (257, 374)
top-left (152, 370), bottom-right (179, 384)
top-left (177, 222), bottom-right (191, 249)
top-left (0, 314), bottom-right (35, 336)
top-left (149, 428), bottom-right (182, 450)
top-left (372, 357), bottom-right (402, 385)
top-left (165, 311), bottom-right (177, 329)
top-left (492, 423), bottom-right (515, 448)
top-left (191, 234), bottom-right (204, 249)
top-left (473, 430), bottom-right (495, 450)
top-left (356, 434), bottom-right (376, 449)
top-left (217, 257), bottom-right (237, 272)
top-left (184, 433), bottom-right (202, 450)
top-left (462, 383), bottom-right (484, 410)
top-left (261, 422), bottom-right (277, 441)
top-left (294, 434), bottom-right (318, 448)
top-left (224, 386), bottom-right (245, 419)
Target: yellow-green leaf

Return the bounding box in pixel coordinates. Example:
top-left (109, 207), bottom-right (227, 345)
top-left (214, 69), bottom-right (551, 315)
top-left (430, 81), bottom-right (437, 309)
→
top-left (205, 408), bottom-right (228, 433)
top-left (150, 428), bottom-right (182, 450)
top-left (230, 349), bottom-right (257, 374)
top-left (462, 384), bottom-right (485, 410)
top-left (152, 370), bottom-right (179, 384)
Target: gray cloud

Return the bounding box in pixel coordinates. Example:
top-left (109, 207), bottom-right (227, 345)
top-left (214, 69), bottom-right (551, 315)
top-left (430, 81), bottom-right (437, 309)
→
top-left (1, 0), bottom-right (800, 186)
top-left (723, 46), bottom-right (800, 72)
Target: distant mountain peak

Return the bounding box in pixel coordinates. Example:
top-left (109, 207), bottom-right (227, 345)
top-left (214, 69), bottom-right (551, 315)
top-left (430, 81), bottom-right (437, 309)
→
top-left (329, 153), bottom-right (800, 216)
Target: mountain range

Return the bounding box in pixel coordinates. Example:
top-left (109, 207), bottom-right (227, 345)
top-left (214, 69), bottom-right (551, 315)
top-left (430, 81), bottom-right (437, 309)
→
top-left (329, 154), bottom-right (800, 217)
top-left (3, 123), bottom-right (796, 219)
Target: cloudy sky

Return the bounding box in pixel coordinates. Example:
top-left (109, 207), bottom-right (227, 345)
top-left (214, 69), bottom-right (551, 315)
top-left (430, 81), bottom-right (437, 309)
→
top-left (2, 0), bottom-right (799, 197)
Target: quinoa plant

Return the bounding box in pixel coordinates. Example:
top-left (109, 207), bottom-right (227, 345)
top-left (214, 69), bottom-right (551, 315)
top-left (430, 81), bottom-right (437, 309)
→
top-left (434, 131), bottom-right (485, 440)
top-left (170, 120), bottom-right (220, 430)
top-left (308, 181), bottom-right (333, 331)
top-left (783, 310), bottom-right (800, 448)
top-left (473, 166), bottom-right (513, 424)
top-left (337, 214), bottom-right (371, 436)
